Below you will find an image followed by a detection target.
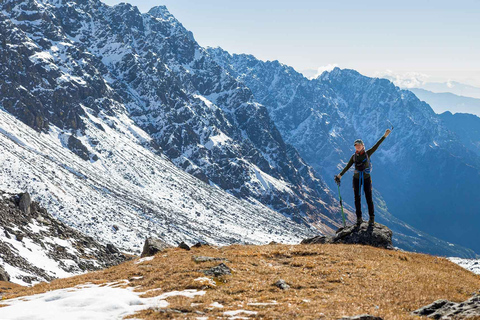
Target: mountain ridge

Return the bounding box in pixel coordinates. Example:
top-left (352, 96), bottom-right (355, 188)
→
top-left (0, 0), bottom-right (478, 258)
top-left (207, 47), bottom-right (480, 254)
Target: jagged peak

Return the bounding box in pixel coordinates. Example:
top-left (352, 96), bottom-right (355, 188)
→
top-left (111, 1), bottom-right (141, 13)
top-left (147, 5), bottom-right (195, 41)
top-left (148, 5), bottom-right (174, 21)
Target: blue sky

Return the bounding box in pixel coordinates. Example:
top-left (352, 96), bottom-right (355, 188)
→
top-left (101, 0), bottom-right (480, 87)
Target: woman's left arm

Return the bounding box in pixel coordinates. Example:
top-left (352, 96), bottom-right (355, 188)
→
top-left (367, 129), bottom-right (391, 156)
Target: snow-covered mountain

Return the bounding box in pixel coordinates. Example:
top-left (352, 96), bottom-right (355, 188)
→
top-left (207, 48), bottom-right (480, 254)
top-left (0, 0), bottom-right (477, 259)
top-left (0, 0), bottom-right (334, 256)
top-left (0, 0), bottom-right (347, 237)
top-left (0, 95), bottom-right (317, 254)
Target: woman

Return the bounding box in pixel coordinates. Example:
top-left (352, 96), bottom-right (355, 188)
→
top-left (334, 128), bottom-right (391, 226)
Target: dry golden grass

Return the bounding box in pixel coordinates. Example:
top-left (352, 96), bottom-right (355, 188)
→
top-left (1, 243), bottom-right (479, 319)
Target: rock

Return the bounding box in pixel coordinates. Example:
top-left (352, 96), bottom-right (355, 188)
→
top-left (412, 294), bottom-right (480, 319)
top-left (106, 243), bottom-right (120, 254)
top-left (178, 241), bottom-right (190, 250)
top-left (202, 263), bottom-right (231, 277)
top-left (18, 192), bottom-right (31, 215)
top-left (192, 255), bottom-right (229, 263)
top-left (0, 265), bottom-right (10, 282)
top-left (67, 135), bottom-right (91, 161)
top-left (192, 241), bottom-right (208, 248)
top-left (15, 233), bottom-right (24, 242)
top-left (301, 222), bottom-right (394, 250)
top-left (301, 235), bottom-right (330, 244)
top-left (274, 279), bottom-right (290, 290)
top-left (339, 315), bottom-right (383, 320)
top-left (141, 237), bottom-right (172, 257)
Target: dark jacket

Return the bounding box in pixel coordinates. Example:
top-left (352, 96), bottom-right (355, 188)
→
top-left (338, 135), bottom-right (386, 179)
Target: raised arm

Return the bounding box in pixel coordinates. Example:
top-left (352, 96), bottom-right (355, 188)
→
top-left (366, 136), bottom-right (385, 157)
top-left (366, 128), bottom-right (391, 157)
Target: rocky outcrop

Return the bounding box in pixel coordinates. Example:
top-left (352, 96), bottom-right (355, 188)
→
top-left (301, 222), bottom-right (394, 249)
top-left (0, 191), bottom-right (128, 285)
top-left (18, 192), bottom-right (31, 215)
top-left (202, 263), bottom-right (232, 277)
top-left (141, 238), bottom-right (172, 257)
top-left (67, 135), bottom-right (97, 161)
top-left (0, 265), bottom-right (10, 282)
top-left (178, 241), bottom-right (191, 250)
top-left (412, 294), bottom-right (480, 319)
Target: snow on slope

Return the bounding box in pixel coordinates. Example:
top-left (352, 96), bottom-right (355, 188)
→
top-left (0, 280), bottom-right (205, 319)
top-left (0, 191), bottom-right (127, 286)
top-left (0, 106), bottom-right (317, 254)
top-left (0, 0), bottom-right (340, 234)
top-left (448, 257), bottom-right (480, 275)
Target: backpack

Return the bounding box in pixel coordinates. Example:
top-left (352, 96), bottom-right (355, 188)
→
top-left (353, 151), bottom-right (372, 174)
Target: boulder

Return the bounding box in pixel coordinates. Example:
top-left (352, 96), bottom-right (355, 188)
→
top-left (202, 263), bottom-right (231, 277)
top-left (0, 265), bottom-right (10, 282)
top-left (141, 237), bottom-right (172, 257)
top-left (339, 315), bottom-right (383, 320)
top-left (301, 222), bottom-right (393, 249)
top-left (192, 240), bottom-right (209, 248)
top-left (412, 294), bottom-right (480, 319)
top-left (178, 241), bottom-right (190, 250)
top-left (18, 192), bottom-right (31, 215)
top-left (106, 243), bottom-right (120, 254)
top-left (274, 279), bottom-right (290, 290)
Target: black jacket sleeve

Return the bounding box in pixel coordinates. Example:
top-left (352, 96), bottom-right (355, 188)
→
top-left (366, 135), bottom-right (386, 157)
top-left (339, 154), bottom-right (354, 176)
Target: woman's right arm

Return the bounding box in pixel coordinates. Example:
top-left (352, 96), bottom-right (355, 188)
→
top-left (338, 155), bottom-right (354, 177)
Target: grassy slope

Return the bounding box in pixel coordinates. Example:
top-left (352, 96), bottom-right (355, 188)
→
top-left (1, 243), bottom-right (479, 319)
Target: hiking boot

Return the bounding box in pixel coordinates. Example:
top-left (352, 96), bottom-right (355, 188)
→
top-left (355, 218), bottom-right (363, 226)
top-left (368, 216), bottom-right (375, 225)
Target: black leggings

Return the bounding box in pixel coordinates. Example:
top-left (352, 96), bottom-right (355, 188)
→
top-left (353, 175), bottom-right (374, 219)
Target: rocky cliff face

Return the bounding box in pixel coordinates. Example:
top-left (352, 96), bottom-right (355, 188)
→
top-left (0, 191), bottom-right (126, 286)
top-left (439, 111), bottom-right (480, 156)
top-left (0, 0), bottom-right (345, 236)
top-left (207, 48), bottom-right (480, 255)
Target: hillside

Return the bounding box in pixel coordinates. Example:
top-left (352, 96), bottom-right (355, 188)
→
top-left (0, 107), bottom-right (316, 254)
top-left (0, 243), bottom-right (479, 319)
top-left (0, 0), bottom-right (345, 241)
top-left (0, 191), bottom-right (127, 285)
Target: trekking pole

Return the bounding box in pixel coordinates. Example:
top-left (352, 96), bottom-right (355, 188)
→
top-left (387, 119), bottom-right (394, 131)
top-left (335, 177), bottom-right (346, 228)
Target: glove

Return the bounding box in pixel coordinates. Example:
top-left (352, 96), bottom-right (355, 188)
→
top-left (334, 174), bottom-right (341, 185)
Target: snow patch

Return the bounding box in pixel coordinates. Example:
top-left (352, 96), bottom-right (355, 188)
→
top-left (0, 281), bottom-right (206, 320)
